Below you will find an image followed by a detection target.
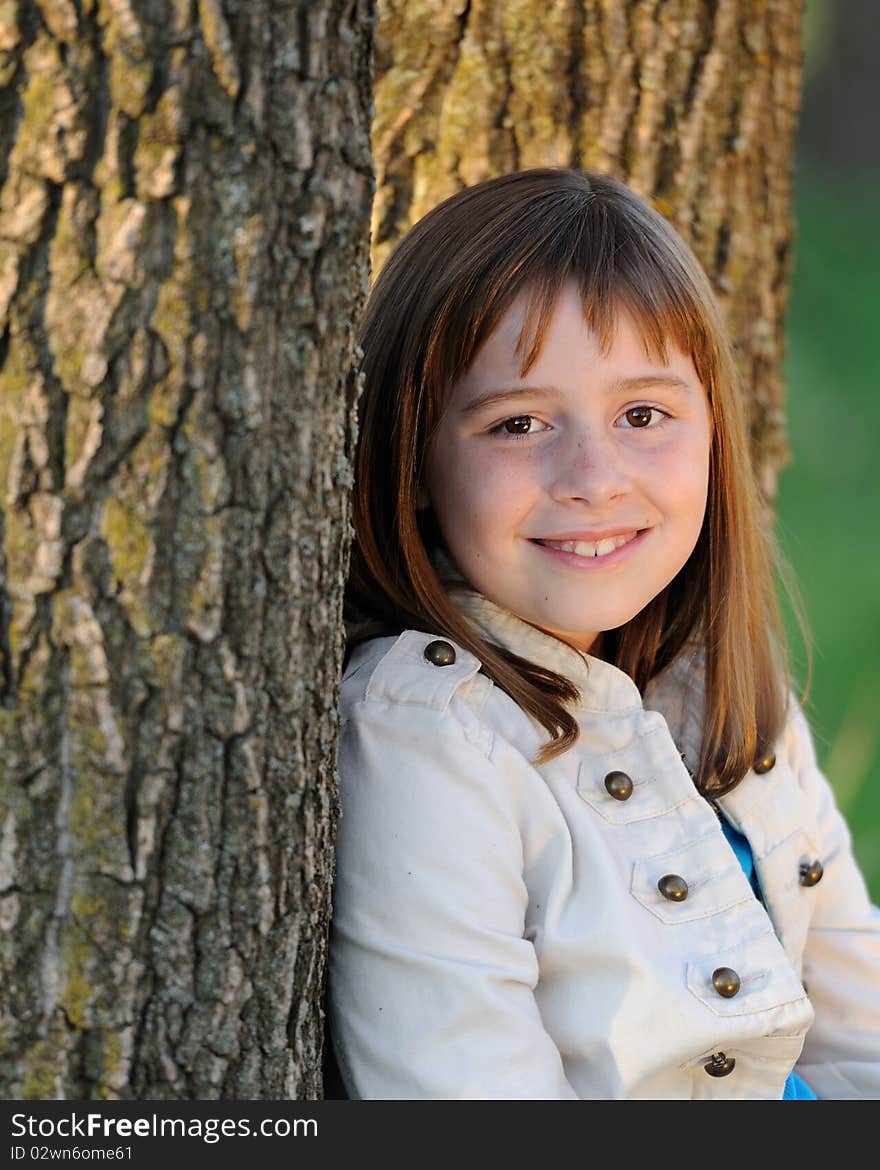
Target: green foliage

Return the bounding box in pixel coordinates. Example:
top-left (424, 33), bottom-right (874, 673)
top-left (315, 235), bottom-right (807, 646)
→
top-left (802, 0), bottom-right (835, 85)
top-left (778, 161), bottom-right (880, 900)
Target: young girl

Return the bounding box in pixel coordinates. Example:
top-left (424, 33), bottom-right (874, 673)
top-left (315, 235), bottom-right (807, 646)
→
top-left (326, 167), bottom-right (880, 1100)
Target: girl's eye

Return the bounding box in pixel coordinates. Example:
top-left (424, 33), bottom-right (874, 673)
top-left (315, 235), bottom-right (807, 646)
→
top-left (489, 407), bottom-right (670, 439)
top-left (619, 405), bottom-right (669, 428)
top-left (489, 415), bottom-right (545, 441)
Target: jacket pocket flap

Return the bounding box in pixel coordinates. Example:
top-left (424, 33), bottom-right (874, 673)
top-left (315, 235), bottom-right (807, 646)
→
top-left (631, 830), bottom-right (754, 923)
top-left (576, 723), bottom-right (697, 824)
top-left (686, 928), bottom-right (810, 1017)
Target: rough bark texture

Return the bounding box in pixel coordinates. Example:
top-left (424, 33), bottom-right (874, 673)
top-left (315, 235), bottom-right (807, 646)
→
top-left (0, 0), bottom-right (374, 1099)
top-left (372, 0), bottom-right (805, 502)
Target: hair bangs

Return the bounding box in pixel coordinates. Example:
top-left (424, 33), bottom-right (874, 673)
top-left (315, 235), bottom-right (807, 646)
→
top-left (465, 196), bottom-right (723, 389)
top-left (426, 209), bottom-right (589, 395)
top-left (616, 278), bottom-right (718, 391)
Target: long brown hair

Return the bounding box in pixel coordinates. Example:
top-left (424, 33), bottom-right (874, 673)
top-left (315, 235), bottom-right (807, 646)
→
top-left (344, 167), bottom-right (810, 795)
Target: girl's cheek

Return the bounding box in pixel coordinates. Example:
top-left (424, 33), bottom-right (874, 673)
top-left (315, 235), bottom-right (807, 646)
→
top-left (477, 443), bottom-right (537, 475)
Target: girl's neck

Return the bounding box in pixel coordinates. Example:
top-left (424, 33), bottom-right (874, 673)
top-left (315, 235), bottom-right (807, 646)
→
top-left (588, 632), bottom-right (606, 661)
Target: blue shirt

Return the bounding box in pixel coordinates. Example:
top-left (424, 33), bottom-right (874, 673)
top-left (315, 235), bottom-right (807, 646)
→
top-left (719, 814), bottom-right (817, 1100)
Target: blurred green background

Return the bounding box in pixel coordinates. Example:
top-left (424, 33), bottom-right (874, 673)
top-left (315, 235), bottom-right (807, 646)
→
top-left (777, 0), bottom-right (880, 899)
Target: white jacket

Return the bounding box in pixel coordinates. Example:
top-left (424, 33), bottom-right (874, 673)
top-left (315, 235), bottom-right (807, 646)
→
top-left (328, 586), bottom-right (880, 1099)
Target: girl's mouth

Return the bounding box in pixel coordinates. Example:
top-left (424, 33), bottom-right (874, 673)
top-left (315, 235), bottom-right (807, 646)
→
top-left (534, 532), bottom-right (640, 557)
top-left (529, 530), bottom-right (648, 567)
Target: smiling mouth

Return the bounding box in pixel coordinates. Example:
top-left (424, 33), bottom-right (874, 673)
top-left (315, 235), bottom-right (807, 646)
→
top-left (531, 532), bottom-right (643, 559)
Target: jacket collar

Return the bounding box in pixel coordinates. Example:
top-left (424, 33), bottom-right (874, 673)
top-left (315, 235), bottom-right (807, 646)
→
top-left (429, 545), bottom-right (706, 736)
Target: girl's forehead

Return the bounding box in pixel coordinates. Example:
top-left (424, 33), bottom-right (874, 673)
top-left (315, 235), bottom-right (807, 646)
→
top-left (470, 283), bottom-right (662, 371)
top-left (474, 282), bottom-right (577, 352)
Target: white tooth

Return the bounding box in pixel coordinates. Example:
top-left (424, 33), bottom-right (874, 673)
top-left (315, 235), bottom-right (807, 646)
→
top-left (542, 533), bottom-right (636, 558)
top-left (571, 541), bottom-right (598, 557)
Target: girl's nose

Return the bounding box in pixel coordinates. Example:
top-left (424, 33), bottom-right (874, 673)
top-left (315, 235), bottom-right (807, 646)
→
top-left (549, 431), bottom-right (633, 505)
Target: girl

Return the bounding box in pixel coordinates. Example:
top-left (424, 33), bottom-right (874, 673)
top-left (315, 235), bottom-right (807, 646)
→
top-left (326, 167), bottom-right (880, 1099)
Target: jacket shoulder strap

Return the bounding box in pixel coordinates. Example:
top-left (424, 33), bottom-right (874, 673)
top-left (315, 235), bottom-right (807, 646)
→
top-left (364, 630), bottom-right (484, 713)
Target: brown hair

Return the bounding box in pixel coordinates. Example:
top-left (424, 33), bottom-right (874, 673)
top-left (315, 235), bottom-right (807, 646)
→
top-left (344, 167), bottom-right (810, 796)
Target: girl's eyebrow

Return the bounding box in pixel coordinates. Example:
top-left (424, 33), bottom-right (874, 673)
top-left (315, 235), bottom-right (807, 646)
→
top-left (460, 374), bottom-right (694, 416)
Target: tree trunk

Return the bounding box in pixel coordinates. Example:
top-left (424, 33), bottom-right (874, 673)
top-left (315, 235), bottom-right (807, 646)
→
top-left (371, 0), bottom-right (805, 502)
top-left (0, 0), bottom-right (374, 1099)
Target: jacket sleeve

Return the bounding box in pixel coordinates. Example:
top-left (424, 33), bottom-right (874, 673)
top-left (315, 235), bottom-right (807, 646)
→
top-left (790, 701), bottom-right (880, 1098)
top-left (327, 696), bottom-right (579, 1100)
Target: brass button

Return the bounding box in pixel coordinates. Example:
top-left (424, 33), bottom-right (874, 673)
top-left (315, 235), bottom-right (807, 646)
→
top-left (657, 874), bottom-right (688, 902)
top-left (712, 967), bottom-right (741, 998)
top-left (604, 771), bottom-right (633, 801)
top-left (753, 753), bottom-right (776, 774)
top-left (799, 859), bottom-right (824, 887)
top-left (423, 639), bottom-right (456, 666)
top-left (704, 1052), bottom-right (736, 1078)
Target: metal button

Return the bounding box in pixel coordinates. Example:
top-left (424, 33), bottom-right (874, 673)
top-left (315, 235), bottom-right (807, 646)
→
top-left (423, 639), bottom-right (456, 666)
top-left (799, 859), bottom-right (824, 887)
top-left (657, 874), bottom-right (688, 902)
top-left (704, 1052), bottom-right (736, 1078)
top-left (604, 771), bottom-right (633, 801)
top-left (712, 967), bottom-right (741, 998)
top-left (753, 753), bottom-right (776, 774)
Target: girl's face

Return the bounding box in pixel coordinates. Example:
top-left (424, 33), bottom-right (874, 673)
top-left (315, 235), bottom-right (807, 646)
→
top-left (419, 279), bottom-right (713, 655)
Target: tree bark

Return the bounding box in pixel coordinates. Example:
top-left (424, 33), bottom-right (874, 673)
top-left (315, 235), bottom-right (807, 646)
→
top-left (371, 0), bottom-right (805, 502)
top-left (0, 0), bottom-right (374, 1099)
